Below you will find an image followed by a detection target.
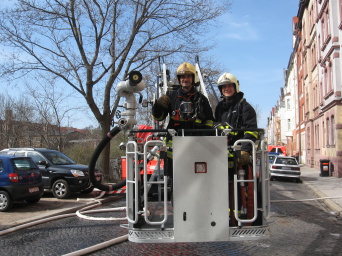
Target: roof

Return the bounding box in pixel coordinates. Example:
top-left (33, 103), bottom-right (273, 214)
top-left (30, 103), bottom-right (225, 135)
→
top-left (1, 148), bottom-right (58, 153)
top-left (0, 154), bottom-right (27, 159)
top-left (274, 156), bottom-right (296, 159)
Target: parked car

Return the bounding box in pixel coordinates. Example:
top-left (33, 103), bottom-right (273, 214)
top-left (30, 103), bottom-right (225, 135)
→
top-left (268, 152), bottom-right (279, 164)
top-left (269, 155), bottom-right (301, 182)
top-left (0, 148), bottom-right (102, 199)
top-left (0, 155), bottom-right (44, 211)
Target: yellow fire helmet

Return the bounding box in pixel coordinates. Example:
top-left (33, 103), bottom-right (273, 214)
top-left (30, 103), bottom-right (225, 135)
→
top-left (217, 72), bottom-right (240, 93)
top-left (176, 62), bottom-right (198, 83)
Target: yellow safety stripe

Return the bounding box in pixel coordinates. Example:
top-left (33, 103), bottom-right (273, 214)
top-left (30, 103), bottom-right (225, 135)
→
top-left (218, 125), bottom-right (230, 129)
top-left (205, 120), bottom-right (214, 127)
top-left (228, 208), bottom-right (242, 215)
top-left (227, 152), bottom-right (234, 167)
top-left (244, 131), bottom-right (259, 139)
top-left (152, 114), bottom-right (165, 121)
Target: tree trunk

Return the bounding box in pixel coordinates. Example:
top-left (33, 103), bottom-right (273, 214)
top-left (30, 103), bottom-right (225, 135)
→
top-left (100, 119), bottom-right (112, 182)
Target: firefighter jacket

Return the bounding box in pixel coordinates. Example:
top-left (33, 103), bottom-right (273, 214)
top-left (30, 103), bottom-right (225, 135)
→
top-left (152, 87), bottom-right (214, 132)
top-left (214, 91), bottom-right (258, 152)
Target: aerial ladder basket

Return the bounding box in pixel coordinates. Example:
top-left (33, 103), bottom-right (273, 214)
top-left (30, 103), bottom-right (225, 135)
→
top-left (122, 128), bottom-right (270, 243)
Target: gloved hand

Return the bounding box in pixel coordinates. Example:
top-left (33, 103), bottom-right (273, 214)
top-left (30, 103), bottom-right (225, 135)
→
top-left (156, 95), bottom-right (171, 109)
top-left (238, 151), bottom-right (251, 165)
top-left (213, 122), bottom-right (231, 130)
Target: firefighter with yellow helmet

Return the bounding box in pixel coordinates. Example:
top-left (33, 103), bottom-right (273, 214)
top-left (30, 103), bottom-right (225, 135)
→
top-left (215, 72), bottom-right (258, 166)
top-left (152, 62), bottom-right (214, 177)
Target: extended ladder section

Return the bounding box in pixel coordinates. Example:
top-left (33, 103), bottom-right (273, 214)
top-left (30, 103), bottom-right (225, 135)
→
top-left (124, 130), bottom-right (270, 243)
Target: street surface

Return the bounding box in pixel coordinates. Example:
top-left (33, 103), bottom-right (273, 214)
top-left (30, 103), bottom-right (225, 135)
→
top-left (0, 179), bottom-right (341, 256)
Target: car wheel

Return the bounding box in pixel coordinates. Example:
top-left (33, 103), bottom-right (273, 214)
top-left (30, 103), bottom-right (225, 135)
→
top-left (52, 179), bottom-right (71, 199)
top-left (80, 186), bottom-right (94, 194)
top-left (0, 191), bottom-right (13, 212)
top-left (26, 197), bottom-right (41, 204)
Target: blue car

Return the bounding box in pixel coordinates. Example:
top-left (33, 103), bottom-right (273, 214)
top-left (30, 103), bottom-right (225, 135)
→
top-left (0, 155), bottom-right (44, 212)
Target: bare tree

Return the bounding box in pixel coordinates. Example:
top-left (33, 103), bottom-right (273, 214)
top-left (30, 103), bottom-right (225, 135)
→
top-left (23, 77), bottom-right (79, 150)
top-left (0, 0), bottom-right (231, 179)
top-left (0, 93), bottom-right (35, 148)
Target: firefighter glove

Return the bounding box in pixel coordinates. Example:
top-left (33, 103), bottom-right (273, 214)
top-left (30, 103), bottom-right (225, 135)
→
top-left (156, 95), bottom-right (171, 109)
top-left (238, 151), bottom-right (251, 165)
top-left (213, 122), bottom-right (231, 130)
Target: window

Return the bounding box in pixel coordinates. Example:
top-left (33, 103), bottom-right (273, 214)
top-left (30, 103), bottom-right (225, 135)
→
top-left (314, 84), bottom-right (318, 108)
top-left (311, 44), bottom-right (317, 69)
top-left (329, 63), bottom-right (333, 92)
top-left (287, 98), bottom-right (291, 110)
top-left (13, 159), bottom-right (37, 170)
top-left (326, 118), bottom-right (330, 146)
top-left (288, 119), bottom-right (291, 130)
top-left (331, 116), bottom-right (335, 145)
top-left (339, 0), bottom-right (342, 26)
top-left (323, 121), bottom-right (325, 146)
top-left (307, 127), bottom-right (311, 148)
top-left (323, 68), bottom-right (329, 96)
top-left (27, 152), bottom-right (45, 164)
top-left (319, 81), bottom-right (323, 104)
top-left (315, 124), bottom-right (320, 149)
top-left (321, 19), bottom-right (325, 44)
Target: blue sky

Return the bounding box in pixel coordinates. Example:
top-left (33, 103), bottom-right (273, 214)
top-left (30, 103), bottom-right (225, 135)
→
top-left (211, 0), bottom-right (300, 129)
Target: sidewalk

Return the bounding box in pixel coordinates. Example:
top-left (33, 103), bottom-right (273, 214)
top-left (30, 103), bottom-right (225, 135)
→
top-left (300, 165), bottom-right (342, 218)
top-left (0, 191), bottom-right (121, 231)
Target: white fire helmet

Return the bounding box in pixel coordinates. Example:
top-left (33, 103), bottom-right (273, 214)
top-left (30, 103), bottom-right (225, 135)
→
top-left (217, 72), bottom-right (240, 93)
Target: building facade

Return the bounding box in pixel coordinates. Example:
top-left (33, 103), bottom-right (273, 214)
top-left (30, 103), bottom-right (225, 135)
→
top-left (267, 0), bottom-right (342, 177)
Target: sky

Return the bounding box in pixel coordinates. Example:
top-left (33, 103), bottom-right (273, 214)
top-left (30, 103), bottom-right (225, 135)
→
top-left (0, 0), bottom-right (301, 130)
top-left (210, 0), bottom-right (300, 129)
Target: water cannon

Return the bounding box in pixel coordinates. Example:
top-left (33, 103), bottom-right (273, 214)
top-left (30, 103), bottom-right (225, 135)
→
top-left (117, 71), bottom-right (145, 94)
top-left (116, 71), bottom-right (146, 130)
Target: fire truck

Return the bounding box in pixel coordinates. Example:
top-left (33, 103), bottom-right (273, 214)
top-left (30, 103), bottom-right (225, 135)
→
top-left (89, 59), bottom-right (270, 243)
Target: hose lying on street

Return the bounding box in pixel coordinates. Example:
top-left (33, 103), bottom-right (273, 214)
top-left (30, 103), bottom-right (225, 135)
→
top-left (62, 234), bottom-right (129, 256)
top-left (0, 196), bottom-right (127, 236)
top-left (271, 196), bottom-right (342, 203)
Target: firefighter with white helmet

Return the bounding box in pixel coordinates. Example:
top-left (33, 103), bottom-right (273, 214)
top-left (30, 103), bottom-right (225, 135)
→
top-left (215, 72), bottom-right (258, 165)
top-left (215, 72), bottom-right (259, 226)
top-left (152, 62), bottom-right (214, 177)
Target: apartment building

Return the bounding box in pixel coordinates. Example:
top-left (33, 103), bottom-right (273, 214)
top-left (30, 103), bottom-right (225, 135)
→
top-left (267, 0), bottom-right (342, 177)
